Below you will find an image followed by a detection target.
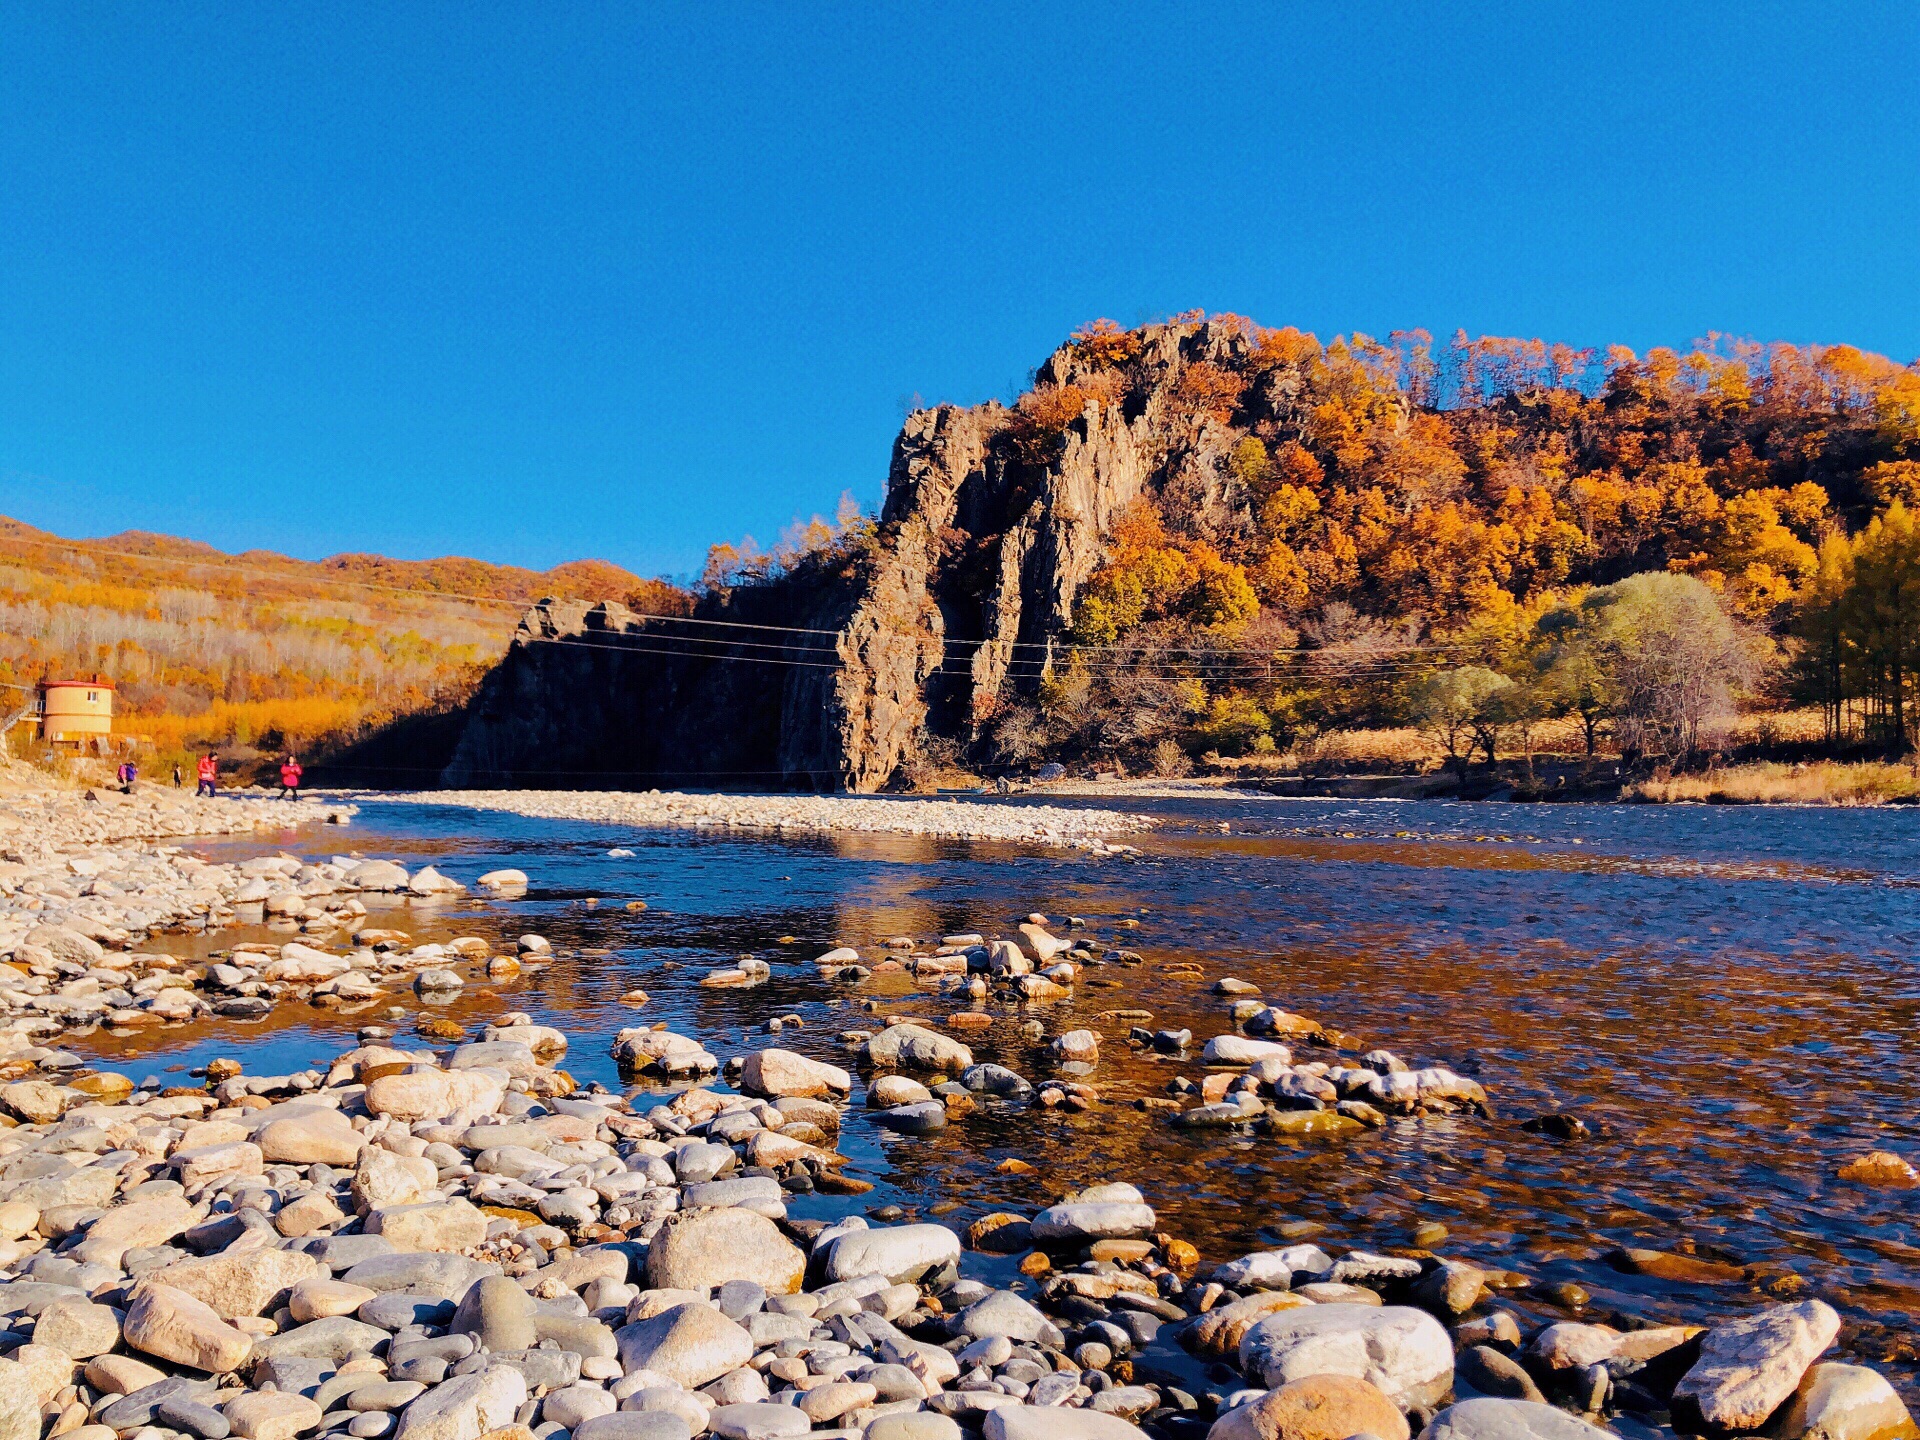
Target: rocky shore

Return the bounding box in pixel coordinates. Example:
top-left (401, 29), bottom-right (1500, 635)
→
top-left (375, 793), bottom-right (1147, 855)
top-left (0, 987), bottom-right (1904, 1440)
top-left (0, 789), bottom-right (1908, 1440)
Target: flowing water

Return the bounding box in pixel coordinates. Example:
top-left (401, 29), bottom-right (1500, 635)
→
top-left (70, 795), bottom-right (1920, 1393)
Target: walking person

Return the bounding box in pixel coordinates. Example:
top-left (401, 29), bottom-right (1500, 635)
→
top-left (115, 760), bottom-right (137, 794)
top-left (277, 754), bottom-right (303, 799)
top-left (172, 762), bottom-right (182, 787)
top-left (196, 752), bottom-right (218, 797)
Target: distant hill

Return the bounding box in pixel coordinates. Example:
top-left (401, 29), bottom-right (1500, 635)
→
top-left (0, 515), bottom-right (685, 779)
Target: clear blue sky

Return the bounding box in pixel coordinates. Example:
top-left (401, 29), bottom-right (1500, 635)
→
top-left (1, 4), bottom-right (1915, 580)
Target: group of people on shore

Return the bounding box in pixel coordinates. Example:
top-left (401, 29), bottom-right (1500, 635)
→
top-left (116, 753), bottom-right (304, 797)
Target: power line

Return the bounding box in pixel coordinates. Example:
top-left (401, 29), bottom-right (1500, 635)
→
top-left (0, 527), bottom-right (1480, 662)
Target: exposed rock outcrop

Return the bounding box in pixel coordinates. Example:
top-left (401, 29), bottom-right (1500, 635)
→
top-left (443, 321), bottom-right (1253, 790)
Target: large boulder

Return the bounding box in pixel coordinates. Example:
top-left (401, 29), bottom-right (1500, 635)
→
top-left (739, 1049), bottom-right (851, 1098)
top-left (824, 1224), bottom-right (961, 1284)
top-left (254, 1109), bottom-right (366, 1166)
top-left (1675, 1302), bottom-right (1842, 1433)
top-left (145, 1248), bottom-right (321, 1319)
top-left (363, 1069), bottom-right (504, 1124)
top-left (392, 1367), bottom-right (526, 1440)
top-left (0, 1358), bottom-right (42, 1440)
top-left (31, 1298), bottom-right (123, 1359)
top-left (366, 1199), bottom-right (489, 1253)
top-left (644, 1210), bottom-right (805, 1295)
top-left (863, 1024), bottom-right (973, 1073)
top-left (122, 1284), bottom-right (254, 1374)
top-left (69, 1194), bottom-right (197, 1268)
top-left (616, 1304), bottom-right (753, 1388)
top-left (1030, 1201), bottom-right (1156, 1243)
top-left (1240, 1304), bottom-right (1454, 1410)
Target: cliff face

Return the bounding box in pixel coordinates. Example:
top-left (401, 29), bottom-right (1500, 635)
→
top-left (441, 320), bottom-right (1251, 791)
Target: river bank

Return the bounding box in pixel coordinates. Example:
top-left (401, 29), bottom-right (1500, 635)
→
top-left (375, 792), bottom-right (1150, 853)
top-left (0, 968), bottom-right (1901, 1440)
top-left (1, 789), bottom-right (1917, 1433)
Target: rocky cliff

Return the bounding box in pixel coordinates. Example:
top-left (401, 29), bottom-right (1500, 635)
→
top-left (441, 320), bottom-right (1253, 791)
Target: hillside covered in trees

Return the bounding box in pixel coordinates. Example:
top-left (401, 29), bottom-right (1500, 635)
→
top-left (957, 315), bottom-right (1920, 776)
top-left (0, 516), bottom-right (680, 778)
top-left (450, 313), bottom-right (1920, 792)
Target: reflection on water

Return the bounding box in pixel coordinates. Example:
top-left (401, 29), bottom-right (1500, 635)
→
top-left (80, 796), bottom-right (1920, 1392)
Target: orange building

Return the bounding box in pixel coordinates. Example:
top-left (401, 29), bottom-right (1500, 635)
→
top-left (39, 680), bottom-right (115, 748)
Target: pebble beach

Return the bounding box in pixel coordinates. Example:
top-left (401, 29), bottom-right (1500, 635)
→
top-left (375, 793), bottom-right (1148, 855)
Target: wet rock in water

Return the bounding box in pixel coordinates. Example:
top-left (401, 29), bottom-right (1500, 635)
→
top-left (1414, 1259), bottom-right (1486, 1316)
top-left (876, 1100), bottom-right (948, 1134)
top-left (1328, 1251), bottom-right (1422, 1285)
top-left (965, 1213), bottom-right (1033, 1253)
top-left (1239, 1303), bottom-right (1454, 1409)
top-left (865, 1023), bottom-right (974, 1073)
top-left (1050, 1029), bottom-right (1100, 1064)
top-left (1608, 1246), bottom-right (1747, 1284)
top-left (1417, 1398), bottom-right (1615, 1440)
top-left (1836, 1151), bottom-right (1919, 1187)
top-left (644, 1208), bottom-right (805, 1294)
top-left (1201, 1035), bottom-right (1294, 1066)
top-left (961, 1064), bottom-right (1033, 1098)
top-left (1030, 1193), bottom-right (1156, 1243)
top-left (1674, 1300), bottom-right (1841, 1433)
top-left (869, 1075), bottom-right (933, 1107)
top-left (1774, 1362), bottom-right (1915, 1440)
top-left (1213, 1246), bottom-right (1334, 1290)
top-left (739, 1048), bottom-right (851, 1098)
top-left (1519, 1113), bottom-right (1590, 1142)
top-left (1207, 1374), bottom-right (1411, 1440)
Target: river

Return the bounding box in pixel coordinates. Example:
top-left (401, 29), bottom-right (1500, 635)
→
top-left (70, 794), bottom-right (1920, 1396)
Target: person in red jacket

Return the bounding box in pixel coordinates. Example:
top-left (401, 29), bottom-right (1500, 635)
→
top-left (196, 753), bottom-right (218, 797)
top-left (278, 755), bottom-right (303, 799)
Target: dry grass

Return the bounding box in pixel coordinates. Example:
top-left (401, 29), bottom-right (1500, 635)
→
top-left (1628, 760), bottom-right (1920, 806)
